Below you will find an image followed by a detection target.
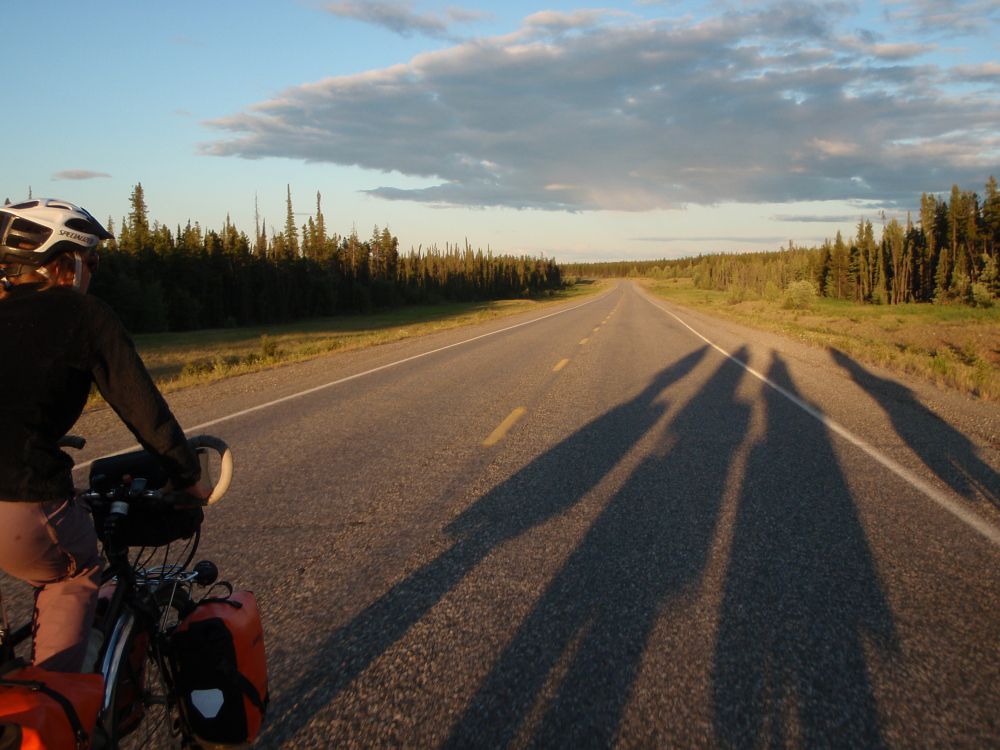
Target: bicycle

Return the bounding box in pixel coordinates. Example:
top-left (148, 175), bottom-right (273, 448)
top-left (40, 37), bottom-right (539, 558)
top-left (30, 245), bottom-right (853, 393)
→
top-left (0, 434), bottom-right (258, 749)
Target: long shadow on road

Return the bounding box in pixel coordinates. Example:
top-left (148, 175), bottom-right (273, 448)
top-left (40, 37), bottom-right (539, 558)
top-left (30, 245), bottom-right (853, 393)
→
top-left (443, 347), bottom-right (753, 748)
top-left (712, 353), bottom-right (898, 748)
top-left (260, 346), bottom-right (711, 744)
top-left (831, 348), bottom-right (999, 510)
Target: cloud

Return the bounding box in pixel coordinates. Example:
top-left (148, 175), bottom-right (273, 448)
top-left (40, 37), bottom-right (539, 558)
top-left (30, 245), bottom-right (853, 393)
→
top-left (840, 31), bottom-right (934, 60)
top-left (523, 9), bottom-right (626, 32)
top-left (52, 170), bottom-right (111, 181)
top-left (204, 3), bottom-right (1000, 211)
top-left (326, 1), bottom-right (482, 39)
top-left (810, 138), bottom-right (862, 157)
top-left (771, 214), bottom-right (857, 222)
top-left (881, 0), bottom-right (1000, 38)
top-left (950, 62), bottom-right (1000, 85)
top-left (633, 235), bottom-right (792, 243)
top-left (445, 7), bottom-right (492, 24)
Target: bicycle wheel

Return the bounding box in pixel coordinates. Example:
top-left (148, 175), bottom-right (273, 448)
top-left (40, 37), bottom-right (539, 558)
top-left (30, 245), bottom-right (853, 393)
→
top-left (99, 587), bottom-right (191, 749)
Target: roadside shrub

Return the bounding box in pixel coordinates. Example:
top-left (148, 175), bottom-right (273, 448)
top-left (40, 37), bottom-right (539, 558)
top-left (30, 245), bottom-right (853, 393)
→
top-left (970, 282), bottom-right (995, 308)
top-left (180, 360), bottom-right (210, 378)
top-left (930, 352), bottom-right (951, 377)
top-left (260, 334), bottom-right (278, 359)
top-left (782, 280), bottom-right (817, 310)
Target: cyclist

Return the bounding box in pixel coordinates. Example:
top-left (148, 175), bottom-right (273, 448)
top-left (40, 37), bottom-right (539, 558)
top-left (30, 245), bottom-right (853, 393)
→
top-left (0, 198), bottom-right (209, 672)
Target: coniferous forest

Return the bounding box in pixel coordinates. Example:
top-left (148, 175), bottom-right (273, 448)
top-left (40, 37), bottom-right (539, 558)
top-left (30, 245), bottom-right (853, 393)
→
top-left (563, 179), bottom-right (1000, 308)
top-left (85, 184), bottom-right (563, 333)
top-left (23, 178), bottom-right (1000, 335)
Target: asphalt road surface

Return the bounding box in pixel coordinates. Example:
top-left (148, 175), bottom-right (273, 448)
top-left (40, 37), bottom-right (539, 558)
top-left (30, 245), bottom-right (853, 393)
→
top-left (11, 281), bottom-right (1000, 747)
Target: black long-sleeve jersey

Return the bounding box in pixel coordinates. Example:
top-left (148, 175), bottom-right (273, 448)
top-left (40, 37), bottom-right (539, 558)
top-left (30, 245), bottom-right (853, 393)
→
top-left (0, 283), bottom-right (200, 502)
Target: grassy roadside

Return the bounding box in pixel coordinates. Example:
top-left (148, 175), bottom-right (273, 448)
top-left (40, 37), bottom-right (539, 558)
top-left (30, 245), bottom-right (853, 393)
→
top-left (642, 277), bottom-right (1000, 401)
top-left (116, 281), bottom-right (607, 398)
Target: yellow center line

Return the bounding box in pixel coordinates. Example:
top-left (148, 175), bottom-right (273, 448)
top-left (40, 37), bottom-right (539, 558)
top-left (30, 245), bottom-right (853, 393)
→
top-left (553, 358), bottom-right (570, 372)
top-left (483, 407), bottom-right (528, 446)
top-left (580, 337), bottom-right (589, 345)
top-left (592, 327), bottom-right (600, 333)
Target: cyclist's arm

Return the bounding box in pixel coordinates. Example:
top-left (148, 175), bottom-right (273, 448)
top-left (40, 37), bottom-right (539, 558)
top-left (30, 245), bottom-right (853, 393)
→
top-left (84, 297), bottom-right (201, 489)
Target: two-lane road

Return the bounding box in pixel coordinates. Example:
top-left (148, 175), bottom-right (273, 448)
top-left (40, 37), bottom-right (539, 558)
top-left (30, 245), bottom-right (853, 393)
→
top-left (61, 281), bottom-right (1000, 747)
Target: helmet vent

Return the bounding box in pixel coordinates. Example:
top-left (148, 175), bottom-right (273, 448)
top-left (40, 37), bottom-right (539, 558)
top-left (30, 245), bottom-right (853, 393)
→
top-left (11, 201), bottom-right (39, 210)
top-left (6, 219), bottom-right (51, 250)
top-left (10, 218), bottom-right (50, 236)
top-left (66, 218), bottom-right (96, 232)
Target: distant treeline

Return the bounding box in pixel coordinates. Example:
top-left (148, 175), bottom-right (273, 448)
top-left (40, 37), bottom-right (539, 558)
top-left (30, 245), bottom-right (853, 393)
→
top-left (563, 178), bottom-right (1000, 307)
top-left (87, 184), bottom-right (562, 333)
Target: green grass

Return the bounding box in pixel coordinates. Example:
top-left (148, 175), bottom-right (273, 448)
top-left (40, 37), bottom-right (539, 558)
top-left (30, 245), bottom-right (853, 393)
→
top-left (644, 277), bottom-right (1000, 401)
top-left (113, 281), bottom-right (606, 399)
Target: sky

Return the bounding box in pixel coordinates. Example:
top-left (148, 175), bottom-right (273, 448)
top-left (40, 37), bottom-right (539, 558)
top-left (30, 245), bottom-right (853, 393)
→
top-left (4, 0), bottom-right (999, 262)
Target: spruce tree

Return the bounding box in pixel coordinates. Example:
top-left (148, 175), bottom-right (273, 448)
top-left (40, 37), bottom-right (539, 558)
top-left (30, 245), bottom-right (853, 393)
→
top-left (883, 218), bottom-right (908, 304)
top-left (983, 176), bottom-right (1000, 256)
top-left (256, 219), bottom-right (268, 258)
top-left (827, 230), bottom-right (850, 299)
top-left (315, 191), bottom-right (327, 256)
top-left (854, 219), bottom-right (876, 301)
top-left (283, 185), bottom-right (299, 258)
top-left (919, 193), bottom-right (938, 300)
top-left (126, 182), bottom-right (150, 253)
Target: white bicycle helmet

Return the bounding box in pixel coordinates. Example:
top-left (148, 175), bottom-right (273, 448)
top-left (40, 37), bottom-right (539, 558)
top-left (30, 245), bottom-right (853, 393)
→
top-left (0, 198), bottom-right (113, 272)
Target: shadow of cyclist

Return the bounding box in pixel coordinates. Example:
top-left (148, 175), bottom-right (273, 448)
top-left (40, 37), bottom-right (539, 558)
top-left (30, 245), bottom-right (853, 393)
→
top-left (712, 352), bottom-right (898, 748)
top-left (261, 346), bottom-right (711, 743)
top-left (830, 348), bottom-right (998, 510)
top-left (443, 348), bottom-right (752, 748)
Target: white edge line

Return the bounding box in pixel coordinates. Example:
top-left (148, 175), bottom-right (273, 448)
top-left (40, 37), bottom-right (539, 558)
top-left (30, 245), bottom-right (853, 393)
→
top-left (74, 288), bottom-right (616, 473)
top-left (640, 288), bottom-right (1000, 547)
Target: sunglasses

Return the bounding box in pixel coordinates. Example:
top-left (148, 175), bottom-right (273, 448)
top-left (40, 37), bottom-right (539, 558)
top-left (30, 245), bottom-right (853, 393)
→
top-left (74, 250), bottom-right (100, 273)
top-left (70, 251), bottom-right (100, 290)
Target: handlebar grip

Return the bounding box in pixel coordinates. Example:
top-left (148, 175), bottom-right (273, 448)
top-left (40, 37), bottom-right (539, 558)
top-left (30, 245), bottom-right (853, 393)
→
top-left (188, 435), bottom-right (234, 505)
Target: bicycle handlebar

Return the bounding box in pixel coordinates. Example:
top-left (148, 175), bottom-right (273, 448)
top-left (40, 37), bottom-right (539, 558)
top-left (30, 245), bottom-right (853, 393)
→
top-left (188, 434), bottom-right (234, 505)
top-left (83, 434), bottom-right (234, 507)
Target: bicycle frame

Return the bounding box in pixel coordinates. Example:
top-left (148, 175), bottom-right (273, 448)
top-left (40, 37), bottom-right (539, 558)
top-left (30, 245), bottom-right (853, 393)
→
top-left (93, 529), bottom-right (211, 748)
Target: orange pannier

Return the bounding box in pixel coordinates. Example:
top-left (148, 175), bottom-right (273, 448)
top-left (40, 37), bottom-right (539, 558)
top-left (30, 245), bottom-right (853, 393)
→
top-left (0, 666), bottom-right (104, 749)
top-left (169, 591), bottom-right (268, 746)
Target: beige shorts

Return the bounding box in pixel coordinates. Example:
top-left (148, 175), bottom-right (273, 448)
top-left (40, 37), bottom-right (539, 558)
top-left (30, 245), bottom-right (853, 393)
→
top-left (0, 498), bottom-right (101, 672)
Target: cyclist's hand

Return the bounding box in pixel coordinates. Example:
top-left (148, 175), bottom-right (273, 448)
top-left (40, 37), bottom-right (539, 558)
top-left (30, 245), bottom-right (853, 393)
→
top-left (182, 481), bottom-right (212, 504)
top-left (162, 479), bottom-right (211, 505)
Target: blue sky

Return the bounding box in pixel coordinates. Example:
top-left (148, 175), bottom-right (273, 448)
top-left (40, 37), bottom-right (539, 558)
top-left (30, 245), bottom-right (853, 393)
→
top-left (4, 0), bottom-right (999, 262)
